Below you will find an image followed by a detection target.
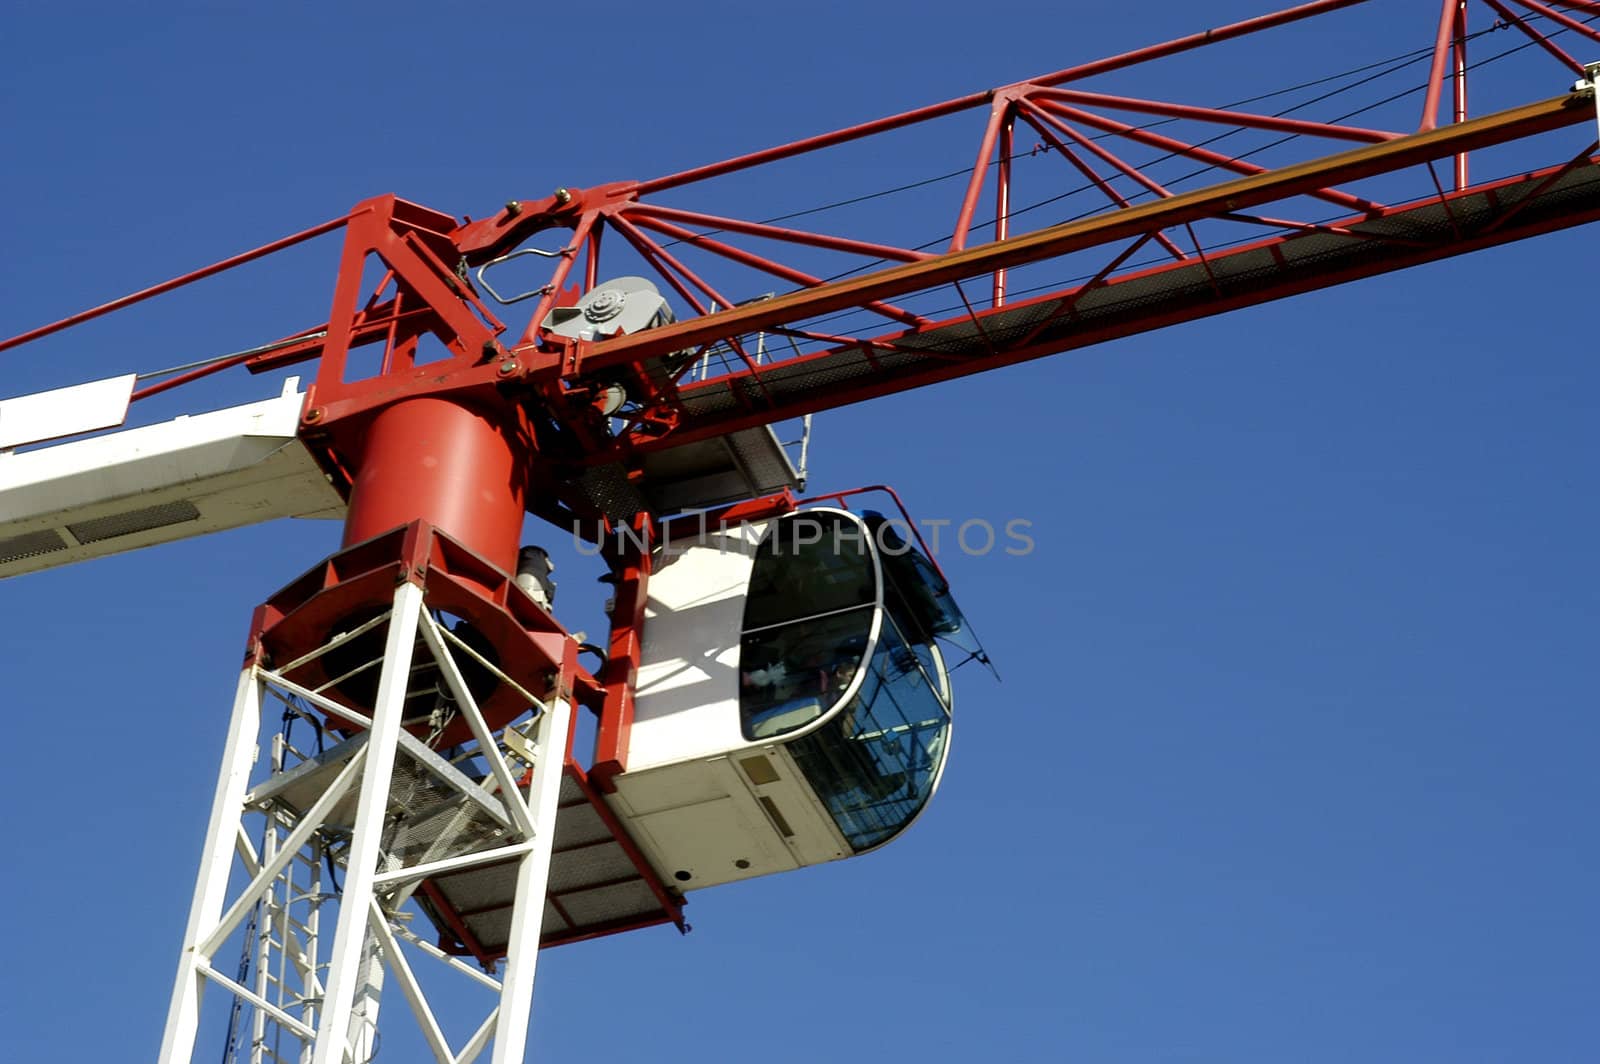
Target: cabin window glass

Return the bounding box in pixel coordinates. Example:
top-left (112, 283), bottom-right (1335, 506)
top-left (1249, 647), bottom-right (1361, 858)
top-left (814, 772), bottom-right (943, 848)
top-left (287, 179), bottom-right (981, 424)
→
top-left (868, 514), bottom-right (977, 649)
top-left (740, 608), bottom-right (873, 740)
top-left (742, 512), bottom-right (876, 630)
top-left (787, 614), bottom-right (951, 852)
top-left (739, 512), bottom-right (877, 740)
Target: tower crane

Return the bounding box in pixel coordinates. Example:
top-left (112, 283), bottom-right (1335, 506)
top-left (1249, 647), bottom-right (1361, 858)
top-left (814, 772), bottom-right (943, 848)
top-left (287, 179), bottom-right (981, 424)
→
top-left (2, 2), bottom-right (1597, 1061)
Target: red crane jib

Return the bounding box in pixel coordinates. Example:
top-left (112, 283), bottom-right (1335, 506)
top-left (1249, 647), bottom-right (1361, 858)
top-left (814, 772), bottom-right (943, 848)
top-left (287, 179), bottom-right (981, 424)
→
top-left (6, 0), bottom-right (1600, 546)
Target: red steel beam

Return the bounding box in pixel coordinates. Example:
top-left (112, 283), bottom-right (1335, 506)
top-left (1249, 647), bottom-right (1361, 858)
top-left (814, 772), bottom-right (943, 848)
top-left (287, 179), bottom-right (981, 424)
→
top-left (615, 156), bottom-right (1600, 451)
top-left (628, 214), bottom-right (928, 328)
top-left (1455, 2), bottom-right (1470, 189)
top-left (1421, 0), bottom-right (1466, 132)
top-left (628, 203), bottom-right (931, 263)
top-left (604, 212), bottom-right (771, 392)
top-left (951, 100), bottom-right (1009, 252)
top-left (517, 210), bottom-right (595, 348)
top-left (1023, 0), bottom-right (1373, 90)
top-left (1483, 0), bottom-right (1588, 75)
top-left (1012, 233), bottom-right (1157, 349)
top-left (995, 107), bottom-right (1015, 306)
top-left (1015, 104), bottom-right (1190, 262)
top-left (1021, 99), bottom-right (1178, 200)
top-left (0, 214), bottom-right (348, 355)
top-left (630, 0), bottom-right (1372, 195)
top-left (1512, 0), bottom-right (1600, 46)
top-left (567, 93), bottom-right (1591, 374)
top-left (608, 211), bottom-right (737, 314)
top-left (1030, 98), bottom-right (1378, 214)
top-left (1030, 86), bottom-right (1400, 142)
top-left (591, 519), bottom-right (650, 794)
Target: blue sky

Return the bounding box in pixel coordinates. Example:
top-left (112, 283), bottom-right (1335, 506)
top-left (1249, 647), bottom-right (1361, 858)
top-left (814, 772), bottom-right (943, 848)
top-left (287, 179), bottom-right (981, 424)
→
top-left (1, 2), bottom-right (1596, 1062)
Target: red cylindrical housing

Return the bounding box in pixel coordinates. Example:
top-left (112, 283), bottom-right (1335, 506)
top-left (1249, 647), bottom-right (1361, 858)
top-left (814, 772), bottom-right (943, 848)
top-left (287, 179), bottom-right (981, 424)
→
top-left (341, 397), bottom-right (529, 572)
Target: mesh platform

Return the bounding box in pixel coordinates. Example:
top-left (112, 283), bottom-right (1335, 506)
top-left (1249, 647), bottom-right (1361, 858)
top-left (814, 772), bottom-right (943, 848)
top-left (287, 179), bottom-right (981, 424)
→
top-left (668, 161), bottom-right (1600, 423)
top-left (424, 765), bottom-right (684, 956)
top-left (250, 735), bottom-right (684, 962)
top-left (576, 424), bottom-right (801, 522)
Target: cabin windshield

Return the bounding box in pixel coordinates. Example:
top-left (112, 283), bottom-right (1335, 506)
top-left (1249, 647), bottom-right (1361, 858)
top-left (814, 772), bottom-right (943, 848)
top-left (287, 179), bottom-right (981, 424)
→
top-left (738, 508), bottom-right (960, 852)
top-left (865, 511), bottom-right (984, 665)
top-left (787, 611), bottom-right (951, 852)
top-left (739, 511), bottom-right (876, 741)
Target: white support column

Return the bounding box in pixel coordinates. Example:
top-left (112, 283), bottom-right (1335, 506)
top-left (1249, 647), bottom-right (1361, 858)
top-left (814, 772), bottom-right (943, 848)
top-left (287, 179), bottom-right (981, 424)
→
top-left (248, 818), bottom-right (279, 1064)
top-left (299, 837), bottom-right (328, 1064)
top-left (366, 900), bottom-right (454, 1063)
top-left (345, 933), bottom-right (386, 1063)
top-left (489, 697), bottom-right (572, 1064)
top-left (158, 576), bottom-right (574, 1064)
top-left (310, 579), bottom-right (425, 1064)
top-left (160, 667), bottom-right (264, 1064)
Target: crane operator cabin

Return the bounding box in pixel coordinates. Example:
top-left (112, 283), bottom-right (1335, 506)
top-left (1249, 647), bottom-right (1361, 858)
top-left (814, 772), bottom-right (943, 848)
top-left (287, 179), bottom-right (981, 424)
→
top-left (608, 505), bottom-right (979, 887)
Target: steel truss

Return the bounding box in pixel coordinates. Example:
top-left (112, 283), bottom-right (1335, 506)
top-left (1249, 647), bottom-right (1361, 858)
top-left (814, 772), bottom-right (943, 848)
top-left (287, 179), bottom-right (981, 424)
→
top-left (9, 3), bottom-right (1600, 528)
top-left (160, 580), bottom-right (572, 1064)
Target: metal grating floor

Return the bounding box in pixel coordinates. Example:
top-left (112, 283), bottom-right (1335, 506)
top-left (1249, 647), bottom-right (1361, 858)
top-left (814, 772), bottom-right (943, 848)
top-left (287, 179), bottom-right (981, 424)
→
top-left (575, 424), bottom-right (801, 523)
top-left (670, 161), bottom-right (1600, 423)
top-left (422, 763), bottom-right (685, 959)
top-left (251, 736), bottom-right (684, 963)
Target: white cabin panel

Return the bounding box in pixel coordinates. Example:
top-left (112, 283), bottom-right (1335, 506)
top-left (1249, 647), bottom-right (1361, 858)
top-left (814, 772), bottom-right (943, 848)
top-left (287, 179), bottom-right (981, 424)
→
top-left (603, 505), bottom-right (970, 892)
top-left (631, 794), bottom-right (796, 886)
top-left (607, 752), bottom-right (849, 890)
top-left (625, 522), bottom-right (770, 771)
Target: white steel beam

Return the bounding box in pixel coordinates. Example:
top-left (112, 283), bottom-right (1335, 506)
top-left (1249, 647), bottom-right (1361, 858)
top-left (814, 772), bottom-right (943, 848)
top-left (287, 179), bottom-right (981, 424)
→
top-left (201, 747), bottom-right (368, 957)
top-left (455, 1011), bottom-right (499, 1064)
top-left (371, 840), bottom-right (538, 887)
top-left (390, 924), bottom-right (504, 992)
top-left (489, 697), bottom-right (572, 1064)
top-left (418, 610), bottom-right (539, 838)
top-left (159, 579), bottom-right (573, 1064)
top-left (257, 672), bottom-right (375, 731)
top-left (196, 962), bottom-right (318, 1042)
top-left (367, 901), bottom-right (454, 1064)
top-left (160, 667), bottom-right (264, 1064)
top-left (310, 579), bottom-right (425, 1064)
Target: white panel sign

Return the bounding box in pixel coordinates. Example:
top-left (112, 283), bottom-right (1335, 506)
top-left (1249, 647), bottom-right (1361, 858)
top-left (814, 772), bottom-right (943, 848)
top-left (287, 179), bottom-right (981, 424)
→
top-left (0, 374), bottom-right (136, 449)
